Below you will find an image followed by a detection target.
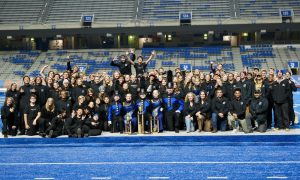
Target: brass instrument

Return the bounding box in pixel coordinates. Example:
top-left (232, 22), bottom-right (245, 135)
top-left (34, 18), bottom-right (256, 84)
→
top-left (138, 105), bottom-right (145, 134)
top-left (124, 114), bottom-right (132, 134)
top-left (151, 109), bottom-right (159, 133)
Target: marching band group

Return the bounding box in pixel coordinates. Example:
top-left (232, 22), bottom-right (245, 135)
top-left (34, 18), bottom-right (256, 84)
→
top-left (1, 49), bottom-right (297, 138)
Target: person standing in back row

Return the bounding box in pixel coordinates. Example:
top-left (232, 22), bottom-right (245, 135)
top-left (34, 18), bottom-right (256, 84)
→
top-left (271, 70), bottom-right (290, 131)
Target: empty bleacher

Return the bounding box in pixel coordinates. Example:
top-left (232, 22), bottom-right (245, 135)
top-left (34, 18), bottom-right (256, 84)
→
top-left (238, 0), bottom-right (300, 19)
top-left (0, 0), bottom-right (44, 24)
top-left (46, 0), bottom-right (136, 23)
top-left (142, 0), bottom-right (231, 21)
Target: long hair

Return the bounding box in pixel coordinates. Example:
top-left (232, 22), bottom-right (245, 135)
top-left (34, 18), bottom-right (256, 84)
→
top-left (185, 92), bottom-right (196, 103)
top-left (4, 97), bottom-right (14, 106)
top-left (45, 98), bottom-right (55, 112)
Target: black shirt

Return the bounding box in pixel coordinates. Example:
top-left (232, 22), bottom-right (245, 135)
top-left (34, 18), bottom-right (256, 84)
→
top-left (110, 60), bottom-right (132, 75)
top-left (25, 104), bottom-right (41, 121)
top-left (134, 63), bottom-right (147, 76)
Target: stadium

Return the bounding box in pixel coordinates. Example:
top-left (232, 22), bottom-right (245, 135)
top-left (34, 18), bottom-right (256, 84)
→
top-left (0, 0), bottom-right (300, 179)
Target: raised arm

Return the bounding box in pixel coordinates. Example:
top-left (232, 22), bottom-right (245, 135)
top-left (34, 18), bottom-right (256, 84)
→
top-left (145, 50), bottom-right (155, 64)
top-left (125, 52), bottom-right (135, 65)
top-left (40, 65), bottom-right (48, 78)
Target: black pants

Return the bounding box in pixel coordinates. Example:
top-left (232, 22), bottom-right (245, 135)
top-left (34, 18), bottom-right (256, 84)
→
top-left (1, 118), bottom-right (17, 135)
top-left (165, 111), bottom-right (180, 131)
top-left (26, 120), bottom-right (39, 136)
top-left (274, 102), bottom-right (289, 129)
top-left (99, 119), bottom-right (109, 131)
top-left (111, 116), bottom-right (123, 133)
top-left (18, 108), bottom-right (26, 133)
top-left (85, 125), bottom-right (102, 136)
top-left (288, 98), bottom-right (295, 125)
top-left (39, 118), bottom-right (51, 133)
top-left (46, 124), bottom-right (64, 138)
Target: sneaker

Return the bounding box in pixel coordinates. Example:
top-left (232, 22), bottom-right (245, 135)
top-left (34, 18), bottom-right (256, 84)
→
top-left (212, 129), bottom-right (217, 133)
top-left (273, 128), bottom-right (279, 131)
top-left (233, 129), bottom-right (238, 133)
top-left (285, 128), bottom-right (290, 131)
top-left (48, 130), bottom-right (54, 138)
top-left (175, 129), bottom-right (179, 133)
top-left (3, 133), bottom-right (8, 138)
top-left (84, 133), bottom-right (89, 137)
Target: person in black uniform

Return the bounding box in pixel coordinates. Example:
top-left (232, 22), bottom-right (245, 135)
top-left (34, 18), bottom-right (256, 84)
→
top-left (211, 88), bottom-right (229, 133)
top-left (195, 91), bottom-right (211, 132)
top-left (34, 76), bottom-right (49, 108)
top-left (224, 73), bottom-right (237, 101)
top-left (6, 83), bottom-right (20, 111)
top-left (24, 94), bottom-right (41, 136)
top-left (39, 98), bottom-right (58, 137)
top-left (110, 55), bottom-right (133, 75)
top-left (19, 76), bottom-right (36, 135)
top-left (1, 97), bottom-right (18, 137)
top-left (46, 109), bottom-right (67, 138)
top-left (83, 114), bottom-right (102, 137)
top-left (56, 90), bottom-right (73, 117)
top-left (285, 72), bottom-right (297, 126)
top-left (250, 90), bottom-right (269, 133)
top-left (65, 108), bottom-right (88, 138)
top-left (95, 95), bottom-right (110, 131)
top-left (271, 70), bottom-right (291, 130)
top-left (126, 49), bottom-right (155, 76)
top-left (71, 78), bottom-right (87, 103)
top-left (228, 88), bottom-right (252, 133)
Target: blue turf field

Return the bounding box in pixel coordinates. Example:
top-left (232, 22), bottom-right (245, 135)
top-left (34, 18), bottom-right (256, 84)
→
top-left (0, 91), bottom-right (299, 179)
top-left (0, 136), bottom-right (299, 180)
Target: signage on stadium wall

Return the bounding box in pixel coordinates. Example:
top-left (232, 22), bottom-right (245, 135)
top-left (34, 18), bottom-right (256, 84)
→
top-left (179, 12), bottom-right (192, 20)
top-left (83, 15), bottom-right (93, 22)
top-left (180, 64), bottom-right (192, 71)
top-left (288, 61), bottom-right (299, 68)
top-left (279, 9), bottom-right (293, 17)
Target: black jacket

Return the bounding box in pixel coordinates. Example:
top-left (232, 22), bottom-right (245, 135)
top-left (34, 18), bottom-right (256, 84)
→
top-left (1, 105), bottom-right (18, 126)
top-left (250, 97), bottom-right (268, 124)
top-left (197, 100), bottom-right (211, 115)
top-left (211, 97), bottom-right (229, 115)
top-left (271, 79), bottom-right (290, 104)
top-left (183, 102), bottom-right (198, 117)
top-left (229, 98), bottom-right (247, 119)
top-left (110, 60), bottom-right (132, 75)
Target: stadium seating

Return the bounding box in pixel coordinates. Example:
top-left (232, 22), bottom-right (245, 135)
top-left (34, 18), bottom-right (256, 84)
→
top-left (0, 0), bottom-right (44, 24)
top-left (142, 0), bottom-right (231, 21)
top-left (238, 0), bottom-right (300, 19)
top-left (0, 0), bottom-right (300, 25)
top-left (46, 0), bottom-right (135, 23)
top-left (0, 45), bottom-right (299, 82)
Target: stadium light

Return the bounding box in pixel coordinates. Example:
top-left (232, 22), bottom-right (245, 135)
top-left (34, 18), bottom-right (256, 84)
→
top-left (242, 33), bottom-right (248, 37)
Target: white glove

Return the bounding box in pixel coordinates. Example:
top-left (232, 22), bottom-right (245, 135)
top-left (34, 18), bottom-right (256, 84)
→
top-left (108, 121), bottom-right (112, 125)
top-left (160, 108), bottom-right (164, 112)
top-left (175, 110), bottom-right (180, 113)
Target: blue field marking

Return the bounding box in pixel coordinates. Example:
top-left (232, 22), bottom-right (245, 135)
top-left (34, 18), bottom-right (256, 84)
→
top-left (0, 136), bottom-right (299, 179)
